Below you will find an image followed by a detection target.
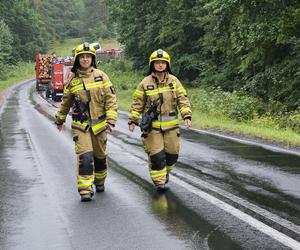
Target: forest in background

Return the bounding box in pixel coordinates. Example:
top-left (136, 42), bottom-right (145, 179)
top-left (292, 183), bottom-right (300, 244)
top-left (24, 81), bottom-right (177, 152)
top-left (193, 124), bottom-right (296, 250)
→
top-left (0, 0), bottom-right (299, 136)
top-left (0, 0), bottom-right (112, 76)
top-left (107, 0), bottom-right (300, 115)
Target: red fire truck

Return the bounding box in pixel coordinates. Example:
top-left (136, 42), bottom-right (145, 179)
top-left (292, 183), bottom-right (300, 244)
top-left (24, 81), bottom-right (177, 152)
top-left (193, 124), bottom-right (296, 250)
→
top-left (96, 48), bottom-right (124, 63)
top-left (45, 62), bottom-right (64, 102)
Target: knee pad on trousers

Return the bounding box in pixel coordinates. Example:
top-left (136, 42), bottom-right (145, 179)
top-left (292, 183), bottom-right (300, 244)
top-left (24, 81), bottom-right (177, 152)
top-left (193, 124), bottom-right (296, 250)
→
top-left (166, 152), bottom-right (178, 166)
top-left (79, 152), bottom-right (93, 175)
top-left (150, 150), bottom-right (166, 170)
top-left (94, 157), bottom-right (107, 171)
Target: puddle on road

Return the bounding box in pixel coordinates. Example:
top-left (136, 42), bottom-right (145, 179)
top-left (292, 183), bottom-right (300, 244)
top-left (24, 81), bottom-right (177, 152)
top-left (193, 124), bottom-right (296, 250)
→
top-left (110, 127), bottom-right (300, 233)
top-left (0, 90), bottom-right (36, 249)
top-left (109, 158), bottom-right (242, 249)
top-left (180, 129), bottom-right (300, 171)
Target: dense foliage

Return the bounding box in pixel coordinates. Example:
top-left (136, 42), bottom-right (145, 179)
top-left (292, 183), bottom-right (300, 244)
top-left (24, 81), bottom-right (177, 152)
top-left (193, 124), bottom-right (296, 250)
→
top-left (0, 0), bottom-right (111, 66)
top-left (106, 0), bottom-right (300, 113)
top-left (1, 0), bottom-right (299, 118)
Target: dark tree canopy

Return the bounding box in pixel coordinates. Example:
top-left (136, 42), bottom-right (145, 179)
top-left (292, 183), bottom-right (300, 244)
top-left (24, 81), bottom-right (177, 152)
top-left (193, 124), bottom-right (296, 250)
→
top-left (106, 0), bottom-right (300, 111)
top-left (0, 0), bottom-right (111, 63)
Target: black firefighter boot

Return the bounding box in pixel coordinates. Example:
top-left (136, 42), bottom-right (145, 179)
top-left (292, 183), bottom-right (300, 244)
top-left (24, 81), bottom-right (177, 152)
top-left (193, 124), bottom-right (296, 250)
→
top-left (80, 192), bottom-right (93, 202)
top-left (96, 185), bottom-right (105, 193)
top-left (156, 184), bottom-right (168, 193)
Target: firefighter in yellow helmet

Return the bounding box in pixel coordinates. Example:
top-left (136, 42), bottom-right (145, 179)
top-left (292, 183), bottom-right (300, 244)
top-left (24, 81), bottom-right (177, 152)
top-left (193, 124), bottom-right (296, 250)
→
top-left (55, 42), bottom-right (118, 202)
top-left (128, 49), bottom-right (192, 192)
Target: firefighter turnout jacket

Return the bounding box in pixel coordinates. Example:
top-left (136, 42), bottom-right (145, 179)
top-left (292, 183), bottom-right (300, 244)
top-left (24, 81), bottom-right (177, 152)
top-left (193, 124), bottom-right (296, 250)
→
top-left (129, 72), bottom-right (192, 130)
top-left (55, 67), bottom-right (118, 133)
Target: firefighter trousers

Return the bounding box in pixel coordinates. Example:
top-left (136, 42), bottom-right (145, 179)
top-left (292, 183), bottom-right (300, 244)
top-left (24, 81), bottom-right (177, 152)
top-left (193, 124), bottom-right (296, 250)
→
top-left (142, 128), bottom-right (180, 186)
top-left (72, 128), bottom-right (108, 195)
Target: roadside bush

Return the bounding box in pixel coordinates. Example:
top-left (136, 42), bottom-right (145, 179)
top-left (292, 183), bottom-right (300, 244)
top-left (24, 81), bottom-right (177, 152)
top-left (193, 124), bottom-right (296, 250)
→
top-left (189, 87), bottom-right (260, 121)
top-left (100, 60), bottom-right (141, 92)
top-left (277, 110), bottom-right (300, 133)
top-left (227, 91), bottom-right (261, 121)
top-left (251, 113), bottom-right (280, 130)
top-left (100, 60), bottom-right (300, 134)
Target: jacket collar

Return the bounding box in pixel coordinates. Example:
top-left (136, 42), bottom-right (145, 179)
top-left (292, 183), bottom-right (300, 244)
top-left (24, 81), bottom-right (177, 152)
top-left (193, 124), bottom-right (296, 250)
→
top-left (151, 72), bottom-right (169, 83)
top-left (77, 67), bottom-right (94, 78)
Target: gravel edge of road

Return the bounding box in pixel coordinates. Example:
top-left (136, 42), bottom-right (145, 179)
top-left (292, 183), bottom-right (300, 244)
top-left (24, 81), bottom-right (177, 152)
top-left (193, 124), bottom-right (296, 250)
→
top-left (1, 80), bottom-right (299, 156)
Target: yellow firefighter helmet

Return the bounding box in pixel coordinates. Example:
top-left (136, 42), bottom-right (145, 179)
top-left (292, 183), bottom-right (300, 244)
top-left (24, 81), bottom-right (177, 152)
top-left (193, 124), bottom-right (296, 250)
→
top-left (72, 42), bottom-right (97, 72)
top-left (149, 49), bottom-right (171, 66)
top-left (74, 42), bottom-right (96, 61)
top-left (148, 49), bottom-right (172, 75)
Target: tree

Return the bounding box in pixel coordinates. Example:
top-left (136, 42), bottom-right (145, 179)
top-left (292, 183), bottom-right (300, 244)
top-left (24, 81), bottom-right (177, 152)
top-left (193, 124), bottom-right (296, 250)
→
top-left (0, 19), bottom-right (13, 78)
top-left (0, 0), bottom-right (49, 62)
top-left (106, 0), bottom-right (300, 112)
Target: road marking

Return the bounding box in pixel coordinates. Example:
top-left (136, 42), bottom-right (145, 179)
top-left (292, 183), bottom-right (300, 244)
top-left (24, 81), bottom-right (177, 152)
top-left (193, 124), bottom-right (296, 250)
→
top-left (171, 176), bottom-right (300, 249)
top-left (51, 109), bottom-right (300, 248)
top-left (109, 135), bottom-right (300, 247)
top-left (118, 111), bottom-right (300, 156)
top-left (187, 126), bottom-right (300, 157)
top-left (174, 169), bottom-right (300, 236)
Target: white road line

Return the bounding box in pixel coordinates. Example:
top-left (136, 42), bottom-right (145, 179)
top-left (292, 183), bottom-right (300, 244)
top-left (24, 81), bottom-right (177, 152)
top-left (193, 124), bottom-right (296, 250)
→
top-left (118, 110), bottom-right (300, 156)
top-left (187, 126), bottom-right (300, 157)
top-left (174, 169), bottom-right (300, 236)
top-left (109, 140), bottom-right (300, 248)
top-left (48, 109), bottom-right (300, 247)
top-left (109, 136), bottom-right (300, 246)
top-left (172, 176), bottom-right (300, 250)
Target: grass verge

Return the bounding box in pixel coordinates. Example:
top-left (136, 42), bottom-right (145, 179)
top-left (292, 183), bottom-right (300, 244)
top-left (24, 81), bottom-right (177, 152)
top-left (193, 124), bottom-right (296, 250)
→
top-left (0, 62), bottom-right (34, 90)
top-left (50, 38), bottom-right (82, 57)
top-left (101, 62), bottom-right (300, 148)
top-left (49, 38), bottom-right (121, 56)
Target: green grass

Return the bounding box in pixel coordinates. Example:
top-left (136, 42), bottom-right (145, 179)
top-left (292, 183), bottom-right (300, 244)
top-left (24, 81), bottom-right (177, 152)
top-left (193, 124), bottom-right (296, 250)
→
top-left (0, 37), bottom-right (120, 90)
top-left (100, 61), bottom-right (300, 148)
top-left (116, 90), bottom-right (134, 111)
top-left (2, 39), bottom-right (299, 148)
top-left (49, 37), bottom-right (121, 56)
top-left (0, 62), bottom-right (35, 90)
top-left (101, 39), bottom-right (121, 50)
top-left (191, 111), bottom-right (300, 147)
top-left (50, 38), bottom-right (82, 57)
top-left (114, 91), bottom-right (300, 147)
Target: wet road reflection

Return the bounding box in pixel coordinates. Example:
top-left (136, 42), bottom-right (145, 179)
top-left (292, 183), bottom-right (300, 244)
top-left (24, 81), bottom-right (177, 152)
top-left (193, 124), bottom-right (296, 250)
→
top-left (108, 159), bottom-right (242, 249)
top-left (0, 81), bottom-right (299, 249)
top-left (112, 115), bottom-right (300, 226)
top-left (180, 129), bottom-right (300, 170)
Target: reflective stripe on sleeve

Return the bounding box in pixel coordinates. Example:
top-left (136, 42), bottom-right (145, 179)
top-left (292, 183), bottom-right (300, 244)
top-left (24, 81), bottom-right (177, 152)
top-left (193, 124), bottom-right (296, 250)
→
top-left (179, 107), bottom-right (191, 114)
top-left (106, 110), bottom-right (117, 119)
top-left (133, 89), bottom-right (144, 97)
top-left (131, 111), bottom-right (141, 119)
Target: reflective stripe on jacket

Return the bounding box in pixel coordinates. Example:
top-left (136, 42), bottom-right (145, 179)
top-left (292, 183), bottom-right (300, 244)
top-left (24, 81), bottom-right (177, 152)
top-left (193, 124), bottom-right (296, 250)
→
top-left (129, 72), bottom-right (191, 131)
top-left (55, 67), bottom-right (118, 134)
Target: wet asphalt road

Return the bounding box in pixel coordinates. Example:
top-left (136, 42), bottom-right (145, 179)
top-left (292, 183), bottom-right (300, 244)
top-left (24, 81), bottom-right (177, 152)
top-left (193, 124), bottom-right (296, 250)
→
top-left (0, 80), bottom-right (299, 250)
